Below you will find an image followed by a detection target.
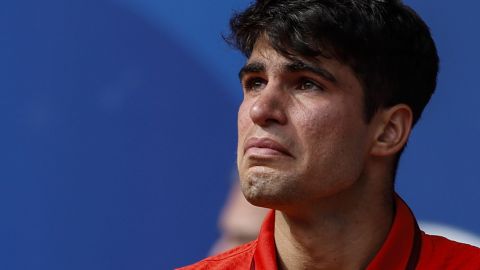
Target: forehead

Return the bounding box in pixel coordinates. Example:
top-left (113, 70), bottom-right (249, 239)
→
top-left (247, 38), bottom-right (298, 69)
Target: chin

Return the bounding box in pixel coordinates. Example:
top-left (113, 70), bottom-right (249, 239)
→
top-left (239, 169), bottom-right (295, 209)
top-left (242, 191), bottom-right (281, 209)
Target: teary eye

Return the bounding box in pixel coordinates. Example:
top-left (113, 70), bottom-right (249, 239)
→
top-left (243, 77), bottom-right (267, 92)
top-left (298, 78), bottom-right (323, 91)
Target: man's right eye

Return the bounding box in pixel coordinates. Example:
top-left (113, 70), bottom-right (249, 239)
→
top-left (243, 77), bottom-right (267, 92)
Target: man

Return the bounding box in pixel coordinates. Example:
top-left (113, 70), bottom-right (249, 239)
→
top-left (179, 0), bottom-right (480, 269)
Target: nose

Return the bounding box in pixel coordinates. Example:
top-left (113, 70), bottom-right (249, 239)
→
top-left (249, 85), bottom-right (288, 126)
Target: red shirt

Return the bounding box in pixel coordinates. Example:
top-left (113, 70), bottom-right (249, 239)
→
top-left (178, 196), bottom-right (480, 269)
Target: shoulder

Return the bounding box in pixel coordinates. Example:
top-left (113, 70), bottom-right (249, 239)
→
top-left (176, 240), bottom-right (257, 270)
top-left (419, 232), bottom-right (480, 269)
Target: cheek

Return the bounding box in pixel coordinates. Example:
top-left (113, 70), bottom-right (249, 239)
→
top-left (237, 100), bottom-right (253, 157)
top-left (297, 104), bottom-right (339, 144)
top-left (237, 101), bottom-right (250, 139)
top-left (298, 103), bottom-right (367, 165)
top-left (303, 99), bottom-right (366, 139)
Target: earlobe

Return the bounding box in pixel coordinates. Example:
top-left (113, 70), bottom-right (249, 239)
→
top-left (370, 104), bottom-right (413, 157)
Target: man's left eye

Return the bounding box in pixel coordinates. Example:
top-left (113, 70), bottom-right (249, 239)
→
top-left (298, 78), bottom-right (323, 91)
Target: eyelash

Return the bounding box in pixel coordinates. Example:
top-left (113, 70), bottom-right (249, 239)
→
top-left (242, 77), bottom-right (267, 92)
top-left (297, 77), bottom-right (324, 91)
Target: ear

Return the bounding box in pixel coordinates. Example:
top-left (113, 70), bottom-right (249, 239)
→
top-left (370, 104), bottom-right (413, 157)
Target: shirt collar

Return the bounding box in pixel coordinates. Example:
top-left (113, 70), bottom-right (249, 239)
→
top-left (367, 194), bottom-right (421, 270)
top-left (253, 209), bottom-right (277, 269)
top-left (253, 194), bottom-right (420, 270)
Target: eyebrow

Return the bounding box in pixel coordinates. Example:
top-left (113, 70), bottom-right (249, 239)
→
top-left (285, 60), bottom-right (337, 83)
top-left (238, 62), bottom-right (265, 80)
top-left (238, 60), bottom-right (337, 83)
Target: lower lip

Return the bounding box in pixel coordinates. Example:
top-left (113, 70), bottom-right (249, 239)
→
top-left (245, 147), bottom-right (289, 157)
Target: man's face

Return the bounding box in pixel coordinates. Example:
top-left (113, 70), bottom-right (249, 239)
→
top-left (237, 39), bottom-right (377, 210)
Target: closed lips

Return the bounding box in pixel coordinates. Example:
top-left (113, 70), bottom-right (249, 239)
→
top-left (244, 137), bottom-right (292, 156)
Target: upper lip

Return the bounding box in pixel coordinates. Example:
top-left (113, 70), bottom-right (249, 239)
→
top-left (244, 137), bottom-right (292, 156)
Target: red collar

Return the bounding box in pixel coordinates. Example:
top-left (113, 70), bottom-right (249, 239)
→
top-left (253, 207), bottom-right (278, 269)
top-left (367, 195), bottom-right (421, 270)
top-left (253, 195), bottom-right (421, 270)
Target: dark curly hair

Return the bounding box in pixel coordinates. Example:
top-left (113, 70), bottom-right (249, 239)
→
top-left (226, 0), bottom-right (439, 126)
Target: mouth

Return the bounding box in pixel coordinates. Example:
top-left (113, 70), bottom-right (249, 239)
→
top-left (244, 137), bottom-right (292, 158)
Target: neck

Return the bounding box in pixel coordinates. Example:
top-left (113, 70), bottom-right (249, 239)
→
top-left (274, 178), bottom-right (395, 270)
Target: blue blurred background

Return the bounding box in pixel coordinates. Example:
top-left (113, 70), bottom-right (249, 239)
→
top-left (1, 0), bottom-right (479, 269)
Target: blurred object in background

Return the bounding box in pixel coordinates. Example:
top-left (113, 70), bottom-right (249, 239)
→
top-left (419, 222), bottom-right (480, 247)
top-left (209, 181), bottom-right (268, 255)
